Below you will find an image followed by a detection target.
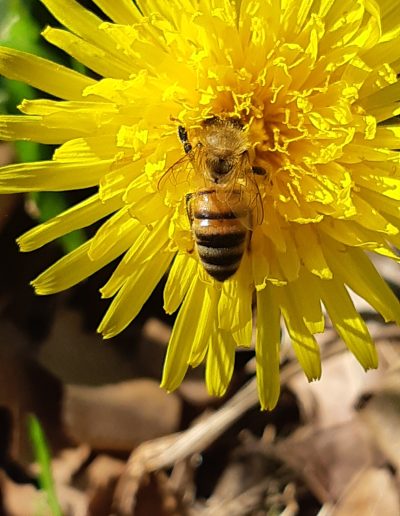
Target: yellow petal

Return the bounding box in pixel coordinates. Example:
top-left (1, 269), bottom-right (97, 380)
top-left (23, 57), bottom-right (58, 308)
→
top-left (17, 98), bottom-right (119, 138)
top-left (325, 243), bottom-right (400, 324)
top-left (89, 207), bottom-right (136, 260)
top-left (32, 231), bottom-right (134, 295)
top-left (91, 0), bottom-right (142, 24)
top-left (100, 217), bottom-right (170, 298)
top-left (40, 0), bottom-right (121, 58)
top-left (294, 225), bottom-right (332, 279)
top-left (353, 163), bottom-right (400, 201)
top-left (189, 283), bottom-right (220, 367)
top-left (320, 278), bottom-right (378, 370)
top-left (42, 27), bottom-right (131, 79)
top-left (359, 186), bottom-right (400, 222)
top-left (128, 192), bottom-right (170, 226)
top-left (205, 328), bottom-right (236, 397)
top-left (53, 135), bottom-right (120, 162)
top-left (289, 273), bottom-right (325, 334)
top-left (0, 160), bottom-right (110, 193)
top-left (366, 101), bottom-right (400, 122)
top-left (373, 125), bottom-right (400, 148)
top-left (380, 2), bottom-right (400, 33)
top-left (276, 284), bottom-right (321, 380)
top-left (0, 115), bottom-right (81, 144)
top-left (218, 256), bottom-right (253, 347)
top-left (256, 284), bottom-right (281, 410)
top-left (261, 204), bottom-right (287, 253)
top-left (352, 192), bottom-right (398, 235)
top-left (363, 33), bottom-right (400, 69)
top-left (98, 247), bottom-right (173, 338)
top-left (18, 192), bottom-right (122, 251)
top-left (360, 75), bottom-right (400, 113)
top-left (320, 218), bottom-right (399, 259)
top-left (265, 245), bottom-right (288, 287)
top-left (163, 253), bottom-right (198, 314)
top-left (161, 276), bottom-right (206, 392)
top-left (282, 0), bottom-right (314, 33)
top-left (251, 228), bottom-right (270, 291)
top-left (275, 230), bottom-right (300, 282)
top-left (0, 46), bottom-right (94, 100)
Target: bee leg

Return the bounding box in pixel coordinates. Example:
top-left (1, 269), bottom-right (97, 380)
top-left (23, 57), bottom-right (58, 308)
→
top-left (178, 126), bottom-right (193, 154)
top-left (252, 166), bottom-right (266, 175)
top-left (247, 232), bottom-right (253, 252)
top-left (185, 193), bottom-right (194, 224)
top-left (247, 212), bottom-right (253, 252)
top-left (185, 193), bottom-right (195, 254)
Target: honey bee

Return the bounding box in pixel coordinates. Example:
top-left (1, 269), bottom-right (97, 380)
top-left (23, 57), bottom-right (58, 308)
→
top-left (165, 116), bottom-right (265, 282)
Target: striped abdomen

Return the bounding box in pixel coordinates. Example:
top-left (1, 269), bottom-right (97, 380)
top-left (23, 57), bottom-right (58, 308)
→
top-left (188, 189), bottom-right (250, 282)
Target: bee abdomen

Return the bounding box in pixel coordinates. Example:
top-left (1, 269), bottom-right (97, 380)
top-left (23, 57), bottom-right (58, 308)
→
top-left (200, 261), bottom-right (241, 282)
top-left (195, 228), bottom-right (246, 248)
top-left (193, 205), bottom-right (247, 219)
top-left (197, 243), bottom-right (244, 264)
top-left (194, 228), bottom-right (247, 282)
top-left (189, 189), bottom-right (250, 281)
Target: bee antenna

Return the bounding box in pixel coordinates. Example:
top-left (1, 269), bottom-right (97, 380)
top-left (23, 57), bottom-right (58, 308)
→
top-left (178, 126), bottom-right (192, 154)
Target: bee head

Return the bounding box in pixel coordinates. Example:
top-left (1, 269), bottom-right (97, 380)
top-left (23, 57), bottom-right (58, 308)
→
top-left (206, 155), bottom-right (234, 180)
top-left (197, 115), bottom-right (249, 183)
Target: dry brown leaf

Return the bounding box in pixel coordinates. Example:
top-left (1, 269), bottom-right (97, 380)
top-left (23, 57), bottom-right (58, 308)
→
top-left (327, 467), bottom-right (399, 516)
top-left (193, 479), bottom-right (271, 516)
top-left (358, 388), bottom-right (400, 471)
top-left (178, 379), bottom-right (213, 406)
top-left (169, 457), bottom-right (198, 508)
top-left (134, 471), bottom-right (187, 516)
top-left (86, 455), bottom-right (126, 516)
top-left (53, 484), bottom-right (88, 516)
top-left (288, 323), bottom-right (400, 428)
top-left (0, 349), bottom-right (68, 464)
top-left (289, 352), bottom-right (382, 428)
top-left (50, 445), bottom-right (92, 485)
top-left (0, 194), bottom-right (20, 233)
top-left (113, 341), bottom-right (355, 515)
top-left (275, 419), bottom-right (377, 502)
top-left (63, 379), bottom-right (182, 450)
top-left (115, 378), bottom-right (260, 504)
top-left (86, 455), bottom-right (125, 488)
top-left (0, 470), bottom-right (88, 516)
top-left (136, 318), bottom-right (171, 379)
top-left (37, 307), bottom-right (139, 385)
top-left (0, 470), bottom-right (47, 516)
top-left (198, 438), bottom-right (283, 516)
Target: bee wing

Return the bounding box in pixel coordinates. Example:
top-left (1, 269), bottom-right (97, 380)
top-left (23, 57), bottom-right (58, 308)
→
top-left (157, 153), bottom-right (193, 192)
top-left (245, 167), bottom-right (264, 226)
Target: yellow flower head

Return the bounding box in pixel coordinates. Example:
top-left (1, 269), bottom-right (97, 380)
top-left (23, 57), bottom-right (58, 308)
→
top-left (1, 0), bottom-right (400, 409)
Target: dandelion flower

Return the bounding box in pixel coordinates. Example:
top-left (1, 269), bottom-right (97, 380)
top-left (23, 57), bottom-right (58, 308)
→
top-left (1, 0), bottom-right (400, 409)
